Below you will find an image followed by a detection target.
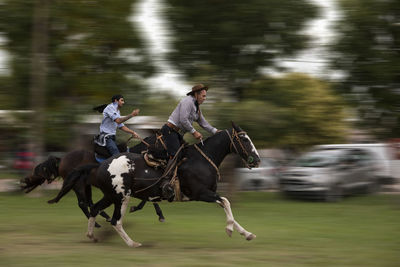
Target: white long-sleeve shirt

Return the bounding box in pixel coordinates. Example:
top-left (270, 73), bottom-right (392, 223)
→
top-left (167, 95), bottom-right (217, 135)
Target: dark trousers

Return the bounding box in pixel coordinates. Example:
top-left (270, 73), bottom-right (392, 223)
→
top-left (105, 135), bottom-right (119, 156)
top-left (161, 124), bottom-right (183, 157)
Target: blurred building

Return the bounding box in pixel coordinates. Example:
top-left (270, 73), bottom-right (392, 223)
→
top-left (73, 115), bottom-right (165, 150)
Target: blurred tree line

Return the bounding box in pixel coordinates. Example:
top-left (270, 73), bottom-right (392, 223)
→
top-left (0, 0), bottom-right (154, 152)
top-left (0, 0), bottom-right (397, 155)
top-left (331, 0), bottom-right (400, 139)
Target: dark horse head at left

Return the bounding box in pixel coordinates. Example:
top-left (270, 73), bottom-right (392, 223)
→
top-left (49, 121), bottom-right (260, 247)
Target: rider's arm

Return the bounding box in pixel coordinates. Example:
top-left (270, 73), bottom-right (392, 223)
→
top-left (197, 112), bottom-right (218, 134)
top-left (119, 125), bottom-right (139, 138)
top-left (115, 109), bottom-right (139, 124)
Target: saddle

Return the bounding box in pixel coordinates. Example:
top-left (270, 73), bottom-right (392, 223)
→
top-left (142, 152), bottom-right (167, 169)
top-left (93, 134), bottom-right (128, 159)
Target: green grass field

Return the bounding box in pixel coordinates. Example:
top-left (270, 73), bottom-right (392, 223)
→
top-left (0, 190), bottom-right (399, 267)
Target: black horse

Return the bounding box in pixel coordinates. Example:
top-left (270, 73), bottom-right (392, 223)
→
top-left (20, 134), bottom-right (168, 226)
top-left (49, 122), bottom-right (260, 247)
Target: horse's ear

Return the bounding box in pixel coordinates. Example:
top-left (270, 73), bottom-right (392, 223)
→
top-left (231, 121), bottom-right (241, 131)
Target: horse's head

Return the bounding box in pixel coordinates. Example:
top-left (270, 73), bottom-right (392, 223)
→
top-left (229, 121), bottom-right (261, 168)
top-left (20, 156), bottom-right (60, 193)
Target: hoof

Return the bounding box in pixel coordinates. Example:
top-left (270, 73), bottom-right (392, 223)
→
top-left (225, 227), bottom-right (233, 237)
top-left (246, 233), bottom-right (256, 241)
top-left (128, 241), bottom-right (142, 248)
top-left (159, 217), bottom-right (165, 223)
top-left (47, 199), bottom-right (57, 204)
top-left (86, 233), bottom-right (98, 243)
top-left (129, 206), bottom-right (137, 213)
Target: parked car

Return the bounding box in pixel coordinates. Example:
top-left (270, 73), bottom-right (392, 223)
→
top-left (235, 157), bottom-right (280, 191)
top-left (314, 143), bottom-right (400, 185)
top-left (279, 148), bottom-right (380, 201)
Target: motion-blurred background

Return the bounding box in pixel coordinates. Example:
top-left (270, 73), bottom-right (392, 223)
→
top-left (0, 0), bottom-right (400, 196)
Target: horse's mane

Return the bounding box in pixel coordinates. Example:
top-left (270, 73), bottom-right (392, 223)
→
top-left (34, 155), bottom-right (61, 182)
top-left (193, 129), bottom-right (229, 146)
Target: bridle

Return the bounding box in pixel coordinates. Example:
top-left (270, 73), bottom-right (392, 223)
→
top-left (225, 129), bottom-right (255, 169)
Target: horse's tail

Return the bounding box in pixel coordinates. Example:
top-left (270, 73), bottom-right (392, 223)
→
top-left (20, 155), bottom-right (61, 193)
top-left (48, 163), bottom-right (99, 204)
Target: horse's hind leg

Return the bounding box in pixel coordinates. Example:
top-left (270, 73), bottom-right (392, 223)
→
top-left (153, 203), bottom-right (165, 222)
top-left (217, 197), bottom-right (256, 241)
top-left (74, 187), bottom-right (102, 228)
top-left (87, 196), bottom-right (112, 242)
top-left (85, 185), bottom-right (110, 222)
top-left (111, 197), bottom-right (142, 248)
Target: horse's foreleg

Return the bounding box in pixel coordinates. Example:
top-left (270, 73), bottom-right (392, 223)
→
top-left (112, 197), bottom-right (142, 248)
top-left (233, 221), bottom-right (256, 241)
top-left (153, 203), bottom-right (165, 222)
top-left (217, 197), bottom-right (256, 241)
top-left (216, 197), bottom-right (235, 236)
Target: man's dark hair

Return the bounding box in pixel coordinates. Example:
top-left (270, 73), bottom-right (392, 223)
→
top-left (111, 94), bottom-right (124, 102)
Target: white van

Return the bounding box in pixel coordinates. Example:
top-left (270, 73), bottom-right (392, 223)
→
top-left (312, 143), bottom-right (400, 184)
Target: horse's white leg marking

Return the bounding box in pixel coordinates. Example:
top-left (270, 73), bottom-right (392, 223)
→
top-left (217, 197), bottom-right (235, 237)
top-left (112, 196), bottom-right (142, 248)
top-left (233, 221), bottom-right (256, 241)
top-left (217, 197), bottom-right (256, 240)
top-left (86, 216), bottom-right (98, 242)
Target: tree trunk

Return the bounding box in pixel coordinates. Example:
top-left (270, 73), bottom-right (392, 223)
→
top-left (30, 0), bottom-right (49, 163)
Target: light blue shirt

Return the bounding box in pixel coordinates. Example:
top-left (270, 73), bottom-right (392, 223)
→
top-left (168, 95), bottom-right (217, 135)
top-left (99, 102), bottom-right (124, 135)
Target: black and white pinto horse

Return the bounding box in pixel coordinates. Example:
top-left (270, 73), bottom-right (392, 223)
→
top-left (51, 122), bottom-right (260, 247)
top-left (20, 135), bottom-right (168, 225)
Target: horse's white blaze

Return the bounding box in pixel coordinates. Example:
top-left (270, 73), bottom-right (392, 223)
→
top-left (107, 155), bottom-right (134, 196)
top-left (245, 134), bottom-right (260, 157)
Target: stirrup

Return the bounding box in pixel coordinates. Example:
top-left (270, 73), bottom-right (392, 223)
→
top-left (160, 179), bottom-right (174, 201)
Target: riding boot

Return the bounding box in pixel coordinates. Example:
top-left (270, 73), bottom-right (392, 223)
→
top-left (160, 157), bottom-right (176, 201)
top-left (160, 179), bottom-right (175, 201)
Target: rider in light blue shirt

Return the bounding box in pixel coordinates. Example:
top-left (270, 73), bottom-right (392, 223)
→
top-left (99, 95), bottom-right (140, 156)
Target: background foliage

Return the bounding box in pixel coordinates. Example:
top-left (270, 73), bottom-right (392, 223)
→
top-left (331, 0), bottom-right (400, 138)
top-left (0, 0), bottom-right (154, 150)
top-left (0, 0), bottom-right (398, 154)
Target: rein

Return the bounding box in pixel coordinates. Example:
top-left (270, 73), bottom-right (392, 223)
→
top-left (134, 135), bottom-right (150, 147)
top-left (192, 129), bottom-right (251, 181)
top-left (225, 129), bottom-right (252, 169)
top-left (194, 144), bottom-right (221, 180)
